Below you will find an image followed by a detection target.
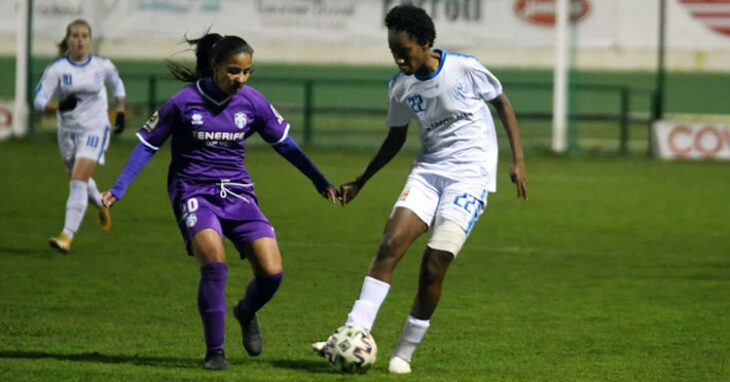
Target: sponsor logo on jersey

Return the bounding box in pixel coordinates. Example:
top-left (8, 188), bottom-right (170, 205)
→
top-left (234, 112), bottom-right (247, 129)
top-left (191, 131), bottom-right (246, 142)
top-left (191, 112), bottom-right (204, 126)
top-left (142, 111), bottom-right (159, 132)
top-left (514, 0), bottom-right (591, 26)
top-left (62, 74), bottom-right (72, 85)
top-left (399, 189), bottom-right (410, 201)
top-left (428, 112), bottom-right (474, 131)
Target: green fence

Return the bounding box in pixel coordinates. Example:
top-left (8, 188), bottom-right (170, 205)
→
top-left (31, 73), bottom-right (656, 154)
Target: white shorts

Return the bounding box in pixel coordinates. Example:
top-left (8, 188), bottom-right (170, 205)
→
top-left (57, 127), bottom-right (110, 173)
top-left (393, 171), bottom-right (488, 235)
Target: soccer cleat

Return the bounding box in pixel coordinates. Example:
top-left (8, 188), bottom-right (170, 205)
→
top-left (203, 349), bottom-right (229, 370)
top-left (311, 341), bottom-right (328, 357)
top-left (388, 356), bottom-right (412, 374)
top-left (97, 207), bottom-right (112, 232)
top-left (49, 233), bottom-right (72, 254)
top-left (233, 299), bottom-right (263, 356)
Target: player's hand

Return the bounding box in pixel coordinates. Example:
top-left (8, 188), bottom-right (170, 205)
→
top-left (101, 191), bottom-right (118, 208)
top-left (320, 184), bottom-right (338, 204)
top-left (58, 94), bottom-right (79, 112)
top-left (510, 159), bottom-right (528, 200)
top-left (113, 111), bottom-right (126, 134)
top-left (338, 180), bottom-right (363, 207)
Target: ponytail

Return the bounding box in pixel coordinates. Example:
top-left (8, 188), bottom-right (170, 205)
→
top-left (167, 32), bottom-right (254, 83)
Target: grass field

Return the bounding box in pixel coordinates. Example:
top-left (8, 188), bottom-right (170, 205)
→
top-left (1, 138), bottom-right (729, 381)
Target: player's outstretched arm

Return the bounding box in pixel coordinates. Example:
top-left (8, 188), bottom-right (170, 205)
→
top-left (103, 142), bottom-right (157, 207)
top-left (490, 93), bottom-right (528, 200)
top-left (339, 125), bottom-right (408, 206)
top-left (271, 136), bottom-right (338, 204)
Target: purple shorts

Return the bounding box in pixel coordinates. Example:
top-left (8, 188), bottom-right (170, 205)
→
top-left (168, 179), bottom-right (276, 257)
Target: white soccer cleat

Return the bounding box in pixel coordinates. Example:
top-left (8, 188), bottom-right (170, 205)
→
top-left (311, 341), bottom-right (328, 357)
top-left (388, 356), bottom-right (412, 374)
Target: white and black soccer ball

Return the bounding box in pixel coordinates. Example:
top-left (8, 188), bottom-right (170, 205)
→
top-left (324, 325), bottom-right (377, 374)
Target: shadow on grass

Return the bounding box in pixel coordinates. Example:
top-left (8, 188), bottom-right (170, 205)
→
top-left (267, 358), bottom-right (334, 374)
top-left (2, 351), bottom-right (339, 374)
top-left (0, 350), bottom-right (200, 369)
top-left (0, 247), bottom-right (55, 256)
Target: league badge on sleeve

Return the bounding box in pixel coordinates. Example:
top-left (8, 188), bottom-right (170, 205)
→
top-left (234, 112), bottom-right (247, 129)
top-left (142, 111), bottom-right (159, 132)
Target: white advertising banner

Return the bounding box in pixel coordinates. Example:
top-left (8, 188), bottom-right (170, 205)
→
top-left (1, 0), bottom-right (730, 69)
top-left (653, 121), bottom-right (730, 160)
top-left (17, 0), bottom-right (609, 46)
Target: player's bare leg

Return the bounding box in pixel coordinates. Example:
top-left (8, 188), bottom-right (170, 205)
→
top-left (192, 229), bottom-right (229, 370)
top-left (411, 248), bottom-right (453, 319)
top-left (345, 208), bottom-right (427, 331)
top-left (389, 247), bottom-right (453, 373)
top-left (367, 207), bottom-right (428, 283)
top-left (234, 237), bottom-right (284, 356)
top-left (314, 208), bottom-right (427, 357)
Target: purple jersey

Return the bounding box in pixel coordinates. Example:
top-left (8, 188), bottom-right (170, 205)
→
top-left (136, 79), bottom-right (290, 184)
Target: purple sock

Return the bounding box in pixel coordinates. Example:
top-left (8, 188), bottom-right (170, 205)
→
top-left (198, 262), bottom-right (227, 353)
top-left (240, 272), bottom-right (284, 319)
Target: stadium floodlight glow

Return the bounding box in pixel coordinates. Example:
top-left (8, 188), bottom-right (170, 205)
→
top-left (552, 0), bottom-right (569, 153)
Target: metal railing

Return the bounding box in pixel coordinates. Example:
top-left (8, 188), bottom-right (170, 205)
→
top-left (124, 74), bottom-right (656, 154)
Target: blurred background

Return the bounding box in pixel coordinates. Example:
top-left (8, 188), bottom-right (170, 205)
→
top-left (1, 0), bottom-right (729, 155)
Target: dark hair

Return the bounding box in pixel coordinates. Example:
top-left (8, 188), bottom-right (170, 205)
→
top-left (57, 19), bottom-right (92, 57)
top-left (167, 33), bottom-right (254, 82)
top-left (385, 5), bottom-right (436, 47)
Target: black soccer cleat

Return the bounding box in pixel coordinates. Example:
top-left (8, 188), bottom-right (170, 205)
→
top-left (234, 299), bottom-right (263, 356)
top-left (203, 349), bottom-right (229, 371)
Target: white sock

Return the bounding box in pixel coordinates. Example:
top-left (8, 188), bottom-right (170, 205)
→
top-left (345, 276), bottom-right (390, 332)
top-left (62, 180), bottom-right (88, 239)
top-left (86, 177), bottom-right (103, 209)
top-left (392, 315), bottom-right (430, 362)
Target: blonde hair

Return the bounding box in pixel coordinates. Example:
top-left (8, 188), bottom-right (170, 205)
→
top-left (57, 19), bottom-right (92, 57)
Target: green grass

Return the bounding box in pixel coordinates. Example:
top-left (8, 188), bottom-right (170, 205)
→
top-left (1, 139), bottom-right (729, 381)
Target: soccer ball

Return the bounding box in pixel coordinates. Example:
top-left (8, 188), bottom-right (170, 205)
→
top-left (324, 325), bottom-right (377, 374)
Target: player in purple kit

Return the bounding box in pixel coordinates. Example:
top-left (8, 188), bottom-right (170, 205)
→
top-left (101, 33), bottom-right (338, 370)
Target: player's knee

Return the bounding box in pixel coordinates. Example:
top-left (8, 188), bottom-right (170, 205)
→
top-left (427, 218), bottom-right (466, 257)
top-left (377, 233), bottom-right (407, 260)
top-left (420, 250), bottom-right (453, 285)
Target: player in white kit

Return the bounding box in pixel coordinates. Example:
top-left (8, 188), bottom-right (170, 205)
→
top-left (314, 5), bottom-right (528, 373)
top-left (33, 19), bottom-right (126, 254)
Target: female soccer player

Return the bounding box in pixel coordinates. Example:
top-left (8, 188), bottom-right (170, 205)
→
top-left (102, 33), bottom-right (338, 371)
top-left (34, 19), bottom-right (126, 254)
top-left (314, 5), bottom-right (528, 374)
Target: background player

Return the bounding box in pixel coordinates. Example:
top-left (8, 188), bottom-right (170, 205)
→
top-left (34, 19), bottom-right (126, 254)
top-left (102, 33), bottom-right (338, 370)
top-left (314, 4), bottom-right (528, 374)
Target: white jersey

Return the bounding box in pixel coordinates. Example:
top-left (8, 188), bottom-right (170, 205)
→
top-left (33, 54), bottom-right (125, 132)
top-left (387, 50), bottom-right (502, 192)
